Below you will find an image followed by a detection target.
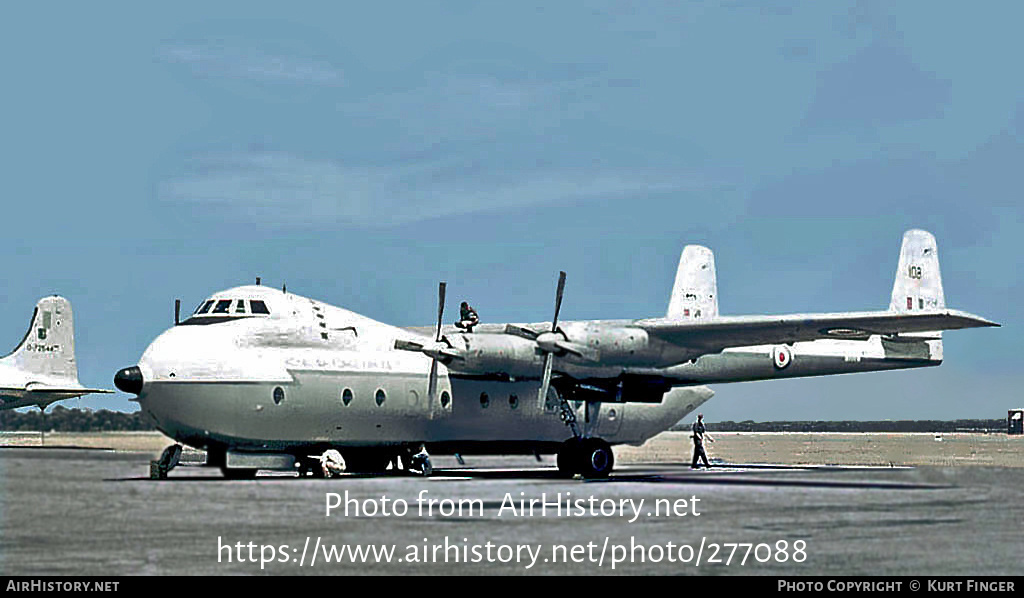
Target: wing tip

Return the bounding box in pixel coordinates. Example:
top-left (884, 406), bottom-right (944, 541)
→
top-left (944, 308), bottom-right (1000, 328)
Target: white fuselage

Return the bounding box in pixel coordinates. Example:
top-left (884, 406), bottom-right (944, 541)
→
top-left (133, 286), bottom-right (711, 455)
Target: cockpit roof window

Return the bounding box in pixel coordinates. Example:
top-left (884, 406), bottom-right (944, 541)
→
top-left (212, 299), bottom-right (232, 314)
top-left (196, 300), bottom-right (215, 315)
top-left (250, 300), bottom-right (270, 315)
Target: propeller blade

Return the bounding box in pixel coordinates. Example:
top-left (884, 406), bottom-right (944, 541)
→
top-left (504, 324), bottom-right (540, 340)
top-left (551, 271), bottom-right (566, 331)
top-left (394, 339), bottom-right (425, 352)
top-left (435, 281), bottom-right (447, 342)
top-left (555, 340), bottom-right (599, 362)
top-left (424, 281), bottom-right (446, 405)
top-left (537, 352), bottom-right (554, 409)
top-left (427, 358), bottom-right (438, 404)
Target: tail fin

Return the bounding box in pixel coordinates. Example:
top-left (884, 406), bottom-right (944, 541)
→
top-left (667, 245), bottom-right (719, 320)
top-left (890, 229), bottom-right (945, 313)
top-left (0, 296), bottom-right (79, 381)
top-left (889, 230), bottom-right (945, 359)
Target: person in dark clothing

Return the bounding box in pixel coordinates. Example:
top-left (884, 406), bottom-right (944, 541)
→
top-left (691, 413), bottom-right (714, 469)
top-left (455, 301), bottom-right (479, 332)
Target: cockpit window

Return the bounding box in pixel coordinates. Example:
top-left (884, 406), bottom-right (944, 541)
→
top-left (181, 295), bottom-right (273, 325)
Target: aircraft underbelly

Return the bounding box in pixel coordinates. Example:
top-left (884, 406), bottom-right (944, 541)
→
top-left (138, 371), bottom-right (685, 452)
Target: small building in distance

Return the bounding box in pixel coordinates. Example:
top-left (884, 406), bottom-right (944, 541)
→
top-left (1009, 409), bottom-right (1024, 435)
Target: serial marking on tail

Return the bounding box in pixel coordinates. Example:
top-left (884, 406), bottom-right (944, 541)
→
top-left (0, 296), bottom-right (113, 411)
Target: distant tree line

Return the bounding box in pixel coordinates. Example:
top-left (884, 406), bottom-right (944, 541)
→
top-left (0, 407), bottom-right (1010, 434)
top-left (671, 419), bottom-right (1007, 433)
top-left (0, 406), bottom-right (155, 432)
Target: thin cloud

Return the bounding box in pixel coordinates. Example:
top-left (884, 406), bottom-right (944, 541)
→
top-left (159, 149), bottom-right (701, 228)
top-left (158, 41), bottom-right (342, 86)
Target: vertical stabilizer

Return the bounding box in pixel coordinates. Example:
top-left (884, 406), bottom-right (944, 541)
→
top-left (889, 230), bottom-right (945, 357)
top-left (667, 245), bottom-right (718, 320)
top-left (0, 296), bottom-right (79, 381)
top-left (890, 229), bottom-right (945, 313)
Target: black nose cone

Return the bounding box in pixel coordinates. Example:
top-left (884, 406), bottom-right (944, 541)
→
top-left (114, 366), bottom-right (143, 394)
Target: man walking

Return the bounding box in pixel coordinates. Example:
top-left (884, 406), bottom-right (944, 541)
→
top-left (691, 413), bottom-right (714, 469)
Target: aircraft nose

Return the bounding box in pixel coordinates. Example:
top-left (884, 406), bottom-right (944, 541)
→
top-left (114, 366), bottom-right (144, 394)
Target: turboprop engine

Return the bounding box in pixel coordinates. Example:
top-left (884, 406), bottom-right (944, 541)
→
top-left (397, 332), bottom-right (565, 378)
top-left (441, 333), bottom-right (544, 377)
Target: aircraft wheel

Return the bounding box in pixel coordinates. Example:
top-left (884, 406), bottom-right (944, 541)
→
top-left (221, 467), bottom-right (258, 480)
top-left (556, 439), bottom-right (583, 477)
top-left (346, 453), bottom-right (393, 474)
top-left (579, 438), bottom-right (614, 479)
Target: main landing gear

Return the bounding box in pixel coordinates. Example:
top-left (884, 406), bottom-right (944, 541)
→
top-left (548, 385), bottom-right (614, 479)
top-left (556, 437), bottom-right (614, 479)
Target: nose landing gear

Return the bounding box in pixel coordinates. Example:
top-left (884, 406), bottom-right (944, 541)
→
top-left (150, 444), bottom-right (183, 480)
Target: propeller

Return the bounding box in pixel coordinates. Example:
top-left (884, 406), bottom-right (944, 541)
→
top-left (394, 282), bottom-right (464, 361)
top-left (533, 271), bottom-right (594, 438)
top-left (393, 282), bottom-right (453, 404)
top-left (507, 273), bottom-right (598, 362)
top-left (427, 282), bottom-right (446, 403)
top-left (536, 272), bottom-right (566, 411)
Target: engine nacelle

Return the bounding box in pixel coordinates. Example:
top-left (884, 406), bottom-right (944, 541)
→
top-left (561, 323), bottom-right (664, 366)
top-left (444, 334), bottom-right (544, 377)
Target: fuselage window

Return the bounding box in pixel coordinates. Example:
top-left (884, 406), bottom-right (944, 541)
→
top-left (196, 300), bottom-right (215, 315)
top-left (250, 300), bottom-right (271, 315)
top-left (375, 389), bottom-right (386, 406)
top-left (440, 391), bottom-right (451, 408)
top-left (213, 299), bottom-right (232, 314)
top-left (480, 392), bottom-right (489, 408)
top-left (273, 387), bottom-right (285, 405)
top-left (342, 388), bottom-right (353, 406)
top-left (235, 300), bottom-right (246, 314)
top-left (509, 394), bottom-right (519, 410)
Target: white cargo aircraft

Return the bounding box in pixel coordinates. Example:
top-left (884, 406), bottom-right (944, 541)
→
top-left (1, 296), bottom-right (113, 411)
top-left (115, 230), bottom-right (996, 479)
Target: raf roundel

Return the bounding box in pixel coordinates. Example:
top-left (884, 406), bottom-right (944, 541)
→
top-left (772, 345), bottom-right (792, 370)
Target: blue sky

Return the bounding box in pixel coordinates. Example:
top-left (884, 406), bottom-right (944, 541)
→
top-left (0, 1), bottom-right (1018, 421)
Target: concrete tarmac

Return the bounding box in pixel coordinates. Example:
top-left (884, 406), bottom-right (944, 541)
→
top-left (1, 445), bottom-right (1022, 575)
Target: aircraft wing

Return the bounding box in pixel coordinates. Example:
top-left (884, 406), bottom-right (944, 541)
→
top-left (24, 383), bottom-right (115, 396)
top-left (634, 309), bottom-right (999, 354)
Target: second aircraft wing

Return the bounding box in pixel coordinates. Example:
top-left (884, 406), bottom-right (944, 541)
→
top-left (634, 309), bottom-right (998, 356)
